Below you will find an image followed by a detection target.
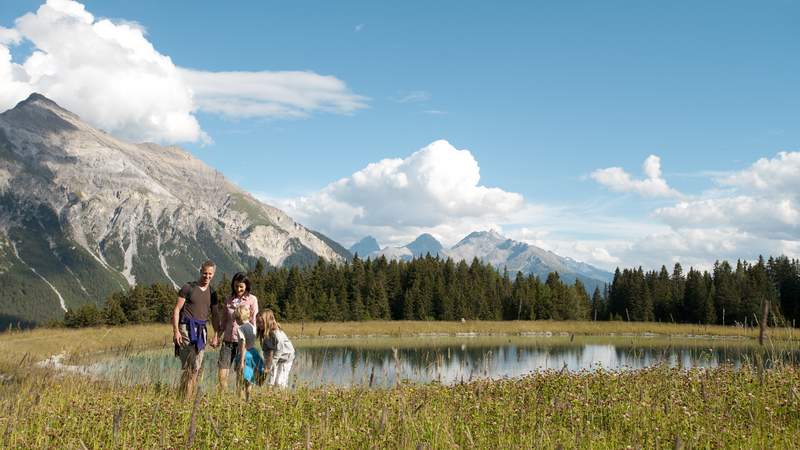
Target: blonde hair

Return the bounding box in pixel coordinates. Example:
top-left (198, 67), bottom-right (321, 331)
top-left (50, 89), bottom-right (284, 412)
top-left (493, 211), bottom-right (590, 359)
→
top-left (234, 304), bottom-right (250, 323)
top-left (256, 309), bottom-right (280, 340)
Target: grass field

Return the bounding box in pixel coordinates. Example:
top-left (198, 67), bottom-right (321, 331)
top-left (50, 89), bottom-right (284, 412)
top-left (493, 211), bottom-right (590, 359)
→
top-left (0, 321), bottom-right (798, 448)
top-left (1, 364), bottom-right (798, 448)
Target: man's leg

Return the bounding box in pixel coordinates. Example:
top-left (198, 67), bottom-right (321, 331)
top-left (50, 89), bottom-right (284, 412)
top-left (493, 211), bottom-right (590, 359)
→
top-left (178, 333), bottom-right (205, 397)
top-left (218, 368), bottom-right (229, 389)
top-left (218, 342), bottom-right (234, 390)
top-left (182, 367), bottom-right (200, 397)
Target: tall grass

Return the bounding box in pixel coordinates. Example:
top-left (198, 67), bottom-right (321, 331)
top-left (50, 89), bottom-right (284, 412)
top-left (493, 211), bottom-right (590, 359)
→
top-left (1, 321), bottom-right (798, 448)
top-left (1, 365), bottom-right (798, 448)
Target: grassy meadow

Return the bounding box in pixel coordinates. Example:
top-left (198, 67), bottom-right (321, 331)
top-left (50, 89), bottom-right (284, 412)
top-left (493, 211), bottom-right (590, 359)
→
top-left (1, 321), bottom-right (799, 448)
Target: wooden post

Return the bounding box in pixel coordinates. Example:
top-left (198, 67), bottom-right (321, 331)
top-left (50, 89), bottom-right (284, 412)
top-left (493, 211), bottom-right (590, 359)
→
top-left (759, 299), bottom-right (769, 346)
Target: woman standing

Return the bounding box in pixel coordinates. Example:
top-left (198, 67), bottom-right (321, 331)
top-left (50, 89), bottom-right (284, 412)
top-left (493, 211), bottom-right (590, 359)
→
top-left (216, 272), bottom-right (258, 390)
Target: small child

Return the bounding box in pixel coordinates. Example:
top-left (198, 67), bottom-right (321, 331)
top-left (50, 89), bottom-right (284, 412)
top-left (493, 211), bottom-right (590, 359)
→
top-left (256, 309), bottom-right (295, 388)
top-left (235, 305), bottom-right (264, 400)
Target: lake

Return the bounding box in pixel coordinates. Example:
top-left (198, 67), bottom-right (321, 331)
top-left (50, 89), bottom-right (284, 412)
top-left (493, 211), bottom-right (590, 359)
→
top-left (94, 335), bottom-right (800, 389)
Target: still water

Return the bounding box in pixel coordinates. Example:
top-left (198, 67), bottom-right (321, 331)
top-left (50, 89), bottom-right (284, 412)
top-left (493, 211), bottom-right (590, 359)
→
top-left (95, 335), bottom-right (799, 389)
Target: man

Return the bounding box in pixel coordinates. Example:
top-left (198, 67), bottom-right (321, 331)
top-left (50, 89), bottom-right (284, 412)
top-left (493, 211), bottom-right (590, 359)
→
top-left (173, 260), bottom-right (219, 397)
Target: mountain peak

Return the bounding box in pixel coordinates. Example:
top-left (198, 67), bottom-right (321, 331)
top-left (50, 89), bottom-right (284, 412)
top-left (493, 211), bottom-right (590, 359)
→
top-left (457, 229), bottom-right (506, 246)
top-left (349, 236), bottom-right (380, 257)
top-left (3, 92), bottom-right (81, 131)
top-left (16, 93), bottom-right (72, 114)
top-left (405, 233), bottom-right (443, 256)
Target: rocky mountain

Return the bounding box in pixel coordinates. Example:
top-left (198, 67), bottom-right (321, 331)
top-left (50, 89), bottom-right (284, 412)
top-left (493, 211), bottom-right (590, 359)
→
top-left (446, 230), bottom-right (612, 292)
top-left (0, 94), bottom-right (350, 326)
top-left (355, 230), bottom-right (612, 293)
top-left (348, 236), bottom-right (379, 258)
top-left (366, 233), bottom-right (445, 261)
top-left (405, 233), bottom-right (444, 258)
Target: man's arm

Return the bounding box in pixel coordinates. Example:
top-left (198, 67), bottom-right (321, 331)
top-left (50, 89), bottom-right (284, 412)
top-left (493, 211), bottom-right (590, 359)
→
top-left (211, 295), bottom-right (223, 347)
top-left (173, 297), bottom-right (186, 345)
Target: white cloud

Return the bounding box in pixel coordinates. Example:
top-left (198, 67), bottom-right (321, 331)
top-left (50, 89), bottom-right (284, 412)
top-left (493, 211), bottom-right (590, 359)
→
top-left (719, 151), bottom-right (800, 194)
top-left (393, 90), bottom-right (430, 103)
top-left (354, 24), bottom-right (365, 32)
top-left (276, 140), bottom-right (524, 246)
top-left (656, 196), bottom-right (799, 240)
top-left (619, 228), bottom-right (790, 272)
top-left (0, 27), bottom-right (21, 45)
top-left (655, 151), bottom-right (800, 241)
top-left (180, 69), bottom-right (367, 119)
top-left (0, 0), bottom-right (366, 143)
top-left (278, 146), bottom-right (800, 272)
top-left (591, 155), bottom-right (682, 198)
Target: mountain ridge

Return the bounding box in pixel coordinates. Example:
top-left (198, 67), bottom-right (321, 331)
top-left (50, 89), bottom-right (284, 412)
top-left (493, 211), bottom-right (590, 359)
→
top-left (353, 230), bottom-right (612, 293)
top-left (0, 93), bottom-right (349, 326)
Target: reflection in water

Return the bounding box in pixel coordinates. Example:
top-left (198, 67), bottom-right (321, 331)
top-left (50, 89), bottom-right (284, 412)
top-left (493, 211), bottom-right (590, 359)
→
top-left (96, 337), bottom-right (800, 389)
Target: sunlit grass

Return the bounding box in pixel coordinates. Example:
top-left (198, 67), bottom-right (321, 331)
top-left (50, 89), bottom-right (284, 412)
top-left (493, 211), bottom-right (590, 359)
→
top-left (1, 365), bottom-right (798, 448)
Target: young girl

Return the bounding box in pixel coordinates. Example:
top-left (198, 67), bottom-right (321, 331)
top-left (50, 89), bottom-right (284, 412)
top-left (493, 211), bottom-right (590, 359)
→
top-left (235, 305), bottom-right (264, 400)
top-left (256, 309), bottom-right (295, 388)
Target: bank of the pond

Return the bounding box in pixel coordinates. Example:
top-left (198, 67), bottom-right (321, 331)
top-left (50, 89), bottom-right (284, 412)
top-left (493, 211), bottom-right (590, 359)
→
top-left (0, 320), bottom-right (797, 367)
top-left (94, 334), bottom-right (800, 390)
top-left (1, 365), bottom-right (798, 448)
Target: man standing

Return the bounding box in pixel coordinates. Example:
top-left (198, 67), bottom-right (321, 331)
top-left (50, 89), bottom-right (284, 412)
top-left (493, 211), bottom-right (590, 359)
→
top-left (173, 260), bottom-right (219, 397)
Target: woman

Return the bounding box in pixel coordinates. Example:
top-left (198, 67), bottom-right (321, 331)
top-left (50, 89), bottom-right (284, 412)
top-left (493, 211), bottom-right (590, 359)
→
top-left (216, 272), bottom-right (258, 390)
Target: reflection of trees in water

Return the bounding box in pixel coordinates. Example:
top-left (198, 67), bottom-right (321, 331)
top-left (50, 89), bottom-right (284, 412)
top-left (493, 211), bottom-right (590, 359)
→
top-left (302, 343), bottom-right (589, 375)
top-left (611, 345), bottom-right (800, 369)
top-left (100, 342), bottom-right (800, 388)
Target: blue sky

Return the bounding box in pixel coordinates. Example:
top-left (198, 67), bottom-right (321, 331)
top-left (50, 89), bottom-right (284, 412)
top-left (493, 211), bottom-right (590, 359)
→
top-left (1, 0), bottom-right (798, 270)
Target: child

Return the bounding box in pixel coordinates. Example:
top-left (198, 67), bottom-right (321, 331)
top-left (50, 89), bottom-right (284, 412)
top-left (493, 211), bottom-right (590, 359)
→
top-left (235, 305), bottom-right (264, 400)
top-left (256, 309), bottom-right (295, 388)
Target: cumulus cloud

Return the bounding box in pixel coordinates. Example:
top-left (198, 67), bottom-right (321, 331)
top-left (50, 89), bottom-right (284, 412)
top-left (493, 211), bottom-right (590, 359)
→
top-left (277, 146), bottom-right (800, 272)
top-left (719, 151), bottom-right (800, 194)
top-left (277, 140), bottom-right (524, 246)
top-left (591, 155), bottom-right (682, 198)
top-left (655, 151), bottom-right (800, 241)
top-left (0, 0), bottom-right (366, 143)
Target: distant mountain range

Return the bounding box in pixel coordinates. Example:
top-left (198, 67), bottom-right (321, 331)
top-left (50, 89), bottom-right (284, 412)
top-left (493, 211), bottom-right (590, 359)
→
top-left (0, 94), bottom-right (349, 326)
top-left (350, 230), bottom-right (613, 293)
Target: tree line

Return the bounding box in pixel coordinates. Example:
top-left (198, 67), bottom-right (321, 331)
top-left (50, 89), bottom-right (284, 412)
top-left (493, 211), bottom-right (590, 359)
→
top-left (62, 254), bottom-right (800, 328)
top-left (601, 256), bottom-right (799, 327)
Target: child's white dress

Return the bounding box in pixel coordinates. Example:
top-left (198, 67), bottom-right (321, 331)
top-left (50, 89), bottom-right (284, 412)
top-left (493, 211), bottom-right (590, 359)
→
top-left (262, 329), bottom-right (295, 388)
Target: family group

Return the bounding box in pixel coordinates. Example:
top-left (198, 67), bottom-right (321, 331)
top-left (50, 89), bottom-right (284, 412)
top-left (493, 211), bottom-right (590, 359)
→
top-left (171, 260), bottom-right (295, 398)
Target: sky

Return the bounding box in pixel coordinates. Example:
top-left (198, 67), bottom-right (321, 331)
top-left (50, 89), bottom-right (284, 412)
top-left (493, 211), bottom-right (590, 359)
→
top-left (1, 0), bottom-right (798, 271)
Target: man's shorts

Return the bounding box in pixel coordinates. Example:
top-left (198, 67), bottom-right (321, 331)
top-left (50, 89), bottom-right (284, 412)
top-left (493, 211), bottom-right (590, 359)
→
top-left (178, 323), bottom-right (205, 372)
top-left (218, 340), bottom-right (239, 369)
